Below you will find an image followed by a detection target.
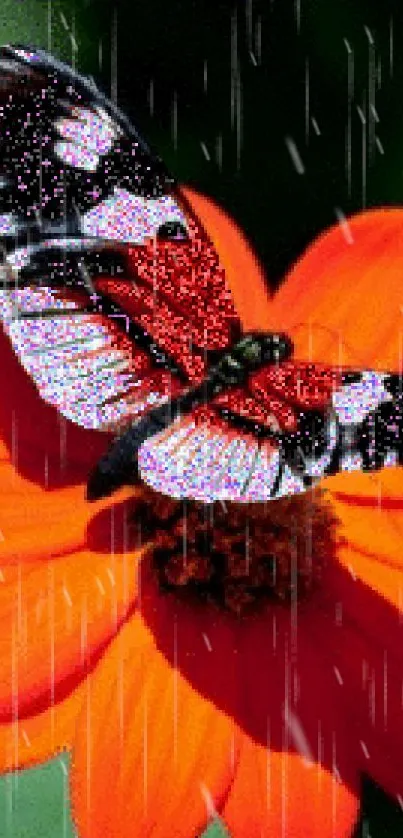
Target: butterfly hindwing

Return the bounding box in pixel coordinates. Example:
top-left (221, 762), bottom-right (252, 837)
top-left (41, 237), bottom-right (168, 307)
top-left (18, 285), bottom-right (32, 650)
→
top-left (136, 406), bottom-right (307, 503)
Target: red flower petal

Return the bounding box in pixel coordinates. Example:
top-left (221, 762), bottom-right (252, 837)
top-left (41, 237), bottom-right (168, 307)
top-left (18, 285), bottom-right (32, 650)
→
top-left (223, 734), bottom-right (359, 837)
top-left (305, 545), bottom-right (403, 801)
top-left (71, 598), bottom-right (240, 838)
top-left (0, 679), bottom-right (87, 772)
top-left (0, 497), bottom-right (142, 720)
top-left (264, 209), bottom-right (403, 371)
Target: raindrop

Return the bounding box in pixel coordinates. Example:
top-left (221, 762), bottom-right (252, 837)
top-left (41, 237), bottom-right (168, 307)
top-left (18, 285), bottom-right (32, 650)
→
top-left (110, 4), bottom-right (118, 104)
top-left (200, 141), bottom-right (211, 161)
top-left (236, 69), bottom-right (242, 169)
top-left (70, 31), bottom-right (78, 56)
top-left (202, 633), bottom-right (212, 651)
top-left (311, 116), bottom-right (321, 136)
top-left (171, 90), bottom-right (178, 151)
top-left (200, 783), bottom-right (220, 821)
top-left (59, 10), bottom-right (69, 31)
top-left (295, 0), bottom-right (301, 33)
top-left (148, 79), bottom-right (154, 116)
top-left (356, 103), bottom-right (367, 207)
top-left (364, 25), bottom-right (374, 46)
top-left (375, 136), bottom-right (384, 155)
top-left (370, 104), bottom-right (379, 122)
top-left (230, 8), bottom-right (238, 129)
top-left (173, 617), bottom-right (178, 763)
top-left (246, 0), bottom-right (253, 50)
top-left (47, 0), bottom-right (52, 52)
top-left (377, 55), bottom-right (382, 89)
top-left (305, 58), bottom-right (310, 144)
top-left (366, 27), bottom-right (376, 163)
top-left (285, 136), bottom-right (305, 175)
top-left (334, 208), bottom-right (354, 245)
top-left (285, 709), bottom-right (314, 767)
top-left (215, 134), bottom-right (223, 170)
top-left (345, 39), bottom-right (354, 196)
top-left (254, 15), bottom-right (262, 64)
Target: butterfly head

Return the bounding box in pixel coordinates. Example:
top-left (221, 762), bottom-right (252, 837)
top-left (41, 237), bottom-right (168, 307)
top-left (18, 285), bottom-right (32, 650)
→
top-left (260, 332), bottom-right (294, 364)
top-left (232, 331), bottom-right (294, 370)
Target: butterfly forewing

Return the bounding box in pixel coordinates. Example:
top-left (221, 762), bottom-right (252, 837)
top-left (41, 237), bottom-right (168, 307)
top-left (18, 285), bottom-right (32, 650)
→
top-left (0, 44), bottom-right (241, 435)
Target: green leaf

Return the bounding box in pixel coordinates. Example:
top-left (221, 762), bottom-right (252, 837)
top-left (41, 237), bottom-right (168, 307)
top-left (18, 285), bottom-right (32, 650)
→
top-left (0, 754), bottom-right (76, 838)
top-left (201, 819), bottom-right (230, 837)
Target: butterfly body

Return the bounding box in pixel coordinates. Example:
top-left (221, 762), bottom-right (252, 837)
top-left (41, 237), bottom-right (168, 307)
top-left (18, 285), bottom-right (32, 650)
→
top-left (0, 44), bottom-right (402, 505)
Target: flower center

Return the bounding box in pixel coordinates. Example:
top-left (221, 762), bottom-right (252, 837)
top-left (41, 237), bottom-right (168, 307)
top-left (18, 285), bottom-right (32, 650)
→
top-left (137, 487), bottom-right (337, 615)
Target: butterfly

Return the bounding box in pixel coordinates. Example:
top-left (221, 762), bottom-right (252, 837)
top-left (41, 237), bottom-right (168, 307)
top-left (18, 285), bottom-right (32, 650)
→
top-left (0, 43), bottom-right (401, 505)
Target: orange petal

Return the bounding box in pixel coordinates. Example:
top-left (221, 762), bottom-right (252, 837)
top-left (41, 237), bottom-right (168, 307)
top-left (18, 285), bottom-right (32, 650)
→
top-left (180, 186), bottom-right (272, 331)
top-left (230, 607), bottom-right (360, 800)
top-left (71, 573), bottom-right (241, 838)
top-left (322, 541), bottom-right (403, 657)
top-left (327, 469), bottom-right (403, 569)
top-left (0, 677), bottom-right (87, 772)
top-left (223, 734), bottom-right (359, 838)
top-left (0, 479), bottom-right (137, 566)
top-left (325, 467), bottom-right (403, 504)
top-left (263, 208), bottom-right (403, 370)
top-left (0, 496), bottom-right (142, 718)
top-left (304, 551), bottom-right (403, 801)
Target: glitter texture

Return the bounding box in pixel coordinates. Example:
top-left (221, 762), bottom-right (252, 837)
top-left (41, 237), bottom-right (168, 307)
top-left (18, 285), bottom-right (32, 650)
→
top-left (1, 45), bottom-right (403, 506)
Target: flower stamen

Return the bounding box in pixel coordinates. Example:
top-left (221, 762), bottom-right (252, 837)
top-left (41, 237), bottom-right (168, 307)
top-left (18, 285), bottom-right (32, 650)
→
top-left (137, 487), bottom-right (337, 615)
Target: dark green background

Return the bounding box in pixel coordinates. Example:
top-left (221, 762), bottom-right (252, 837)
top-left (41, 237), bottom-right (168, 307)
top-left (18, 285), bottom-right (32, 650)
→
top-left (1, 0), bottom-right (403, 835)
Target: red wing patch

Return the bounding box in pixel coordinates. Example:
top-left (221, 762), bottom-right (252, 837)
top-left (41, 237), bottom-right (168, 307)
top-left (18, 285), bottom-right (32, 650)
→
top-left (212, 361), bottom-right (345, 435)
top-left (250, 361), bottom-right (343, 410)
top-left (128, 216), bottom-right (241, 352)
top-left (213, 387), bottom-right (298, 432)
top-left (94, 275), bottom-right (207, 384)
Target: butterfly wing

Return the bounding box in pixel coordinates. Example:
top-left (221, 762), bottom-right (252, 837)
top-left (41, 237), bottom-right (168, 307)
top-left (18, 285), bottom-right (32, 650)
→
top-left (214, 359), bottom-right (402, 482)
top-left (0, 45), bottom-right (241, 432)
top-left (126, 360), bottom-right (402, 503)
top-left (137, 408), bottom-right (306, 503)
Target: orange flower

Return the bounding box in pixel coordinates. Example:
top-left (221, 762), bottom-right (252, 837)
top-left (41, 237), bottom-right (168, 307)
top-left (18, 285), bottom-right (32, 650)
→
top-left (1, 191), bottom-right (403, 837)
